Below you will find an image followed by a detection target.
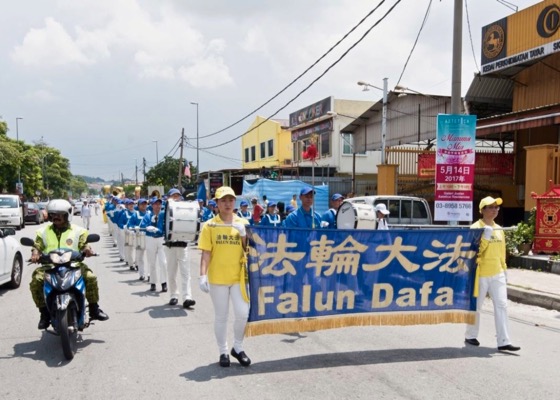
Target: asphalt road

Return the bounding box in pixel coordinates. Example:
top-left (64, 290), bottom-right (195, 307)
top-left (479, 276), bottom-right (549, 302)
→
top-left (1, 214), bottom-right (560, 399)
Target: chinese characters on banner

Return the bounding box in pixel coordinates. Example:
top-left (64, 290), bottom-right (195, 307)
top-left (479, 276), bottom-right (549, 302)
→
top-left (435, 115), bottom-right (477, 222)
top-left (245, 226), bottom-right (480, 337)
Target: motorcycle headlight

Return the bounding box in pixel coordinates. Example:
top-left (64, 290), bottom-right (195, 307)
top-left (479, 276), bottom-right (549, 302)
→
top-left (50, 252), bottom-right (72, 264)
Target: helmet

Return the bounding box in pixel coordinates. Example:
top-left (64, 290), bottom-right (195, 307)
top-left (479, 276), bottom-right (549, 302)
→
top-left (46, 199), bottom-right (73, 222)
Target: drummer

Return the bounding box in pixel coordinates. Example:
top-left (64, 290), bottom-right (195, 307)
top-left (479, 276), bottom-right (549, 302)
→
top-left (321, 193), bottom-right (344, 229)
top-left (374, 203), bottom-right (391, 230)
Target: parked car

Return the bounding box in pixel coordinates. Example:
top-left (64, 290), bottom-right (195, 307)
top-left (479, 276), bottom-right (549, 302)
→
top-left (0, 227), bottom-right (24, 289)
top-left (0, 194), bottom-right (25, 230)
top-left (72, 200), bottom-right (83, 216)
top-left (37, 202), bottom-right (49, 221)
top-left (24, 202), bottom-right (45, 225)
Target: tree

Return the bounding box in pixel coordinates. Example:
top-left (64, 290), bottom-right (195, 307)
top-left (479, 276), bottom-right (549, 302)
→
top-left (143, 156), bottom-right (194, 193)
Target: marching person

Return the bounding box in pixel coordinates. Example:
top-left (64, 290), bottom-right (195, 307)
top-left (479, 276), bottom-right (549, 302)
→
top-left (81, 201), bottom-right (92, 230)
top-left (163, 188), bottom-right (195, 308)
top-left (259, 201), bottom-right (281, 227)
top-left (29, 199), bottom-right (108, 329)
top-left (321, 193), bottom-right (344, 229)
top-left (465, 196), bottom-right (520, 352)
top-left (143, 197), bottom-right (168, 292)
top-left (118, 199), bottom-right (136, 270)
top-left (283, 187), bottom-right (322, 229)
top-left (374, 203), bottom-right (391, 230)
top-left (198, 186), bottom-right (251, 367)
top-left (112, 198), bottom-right (126, 261)
top-left (127, 198), bottom-right (149, 281)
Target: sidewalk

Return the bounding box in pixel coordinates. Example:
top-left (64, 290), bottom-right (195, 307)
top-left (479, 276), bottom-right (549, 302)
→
top-left (506, 267), bottom-right (560, 312)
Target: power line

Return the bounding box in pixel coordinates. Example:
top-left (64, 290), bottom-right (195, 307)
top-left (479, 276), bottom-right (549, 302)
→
top-left (395, 0), bottom-right (432, 87)
top-left (190, 0), bottom-right (391, 141)
top-left (199, 0), bottom-right (403, 150)
top-left (464, 0), bottom-right (481, 74)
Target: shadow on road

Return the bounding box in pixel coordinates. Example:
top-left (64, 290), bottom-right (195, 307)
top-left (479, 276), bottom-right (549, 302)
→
top-left (180, 346), bottom-right (498, 382)
top-left (136, 304), bottom-right (189, 319)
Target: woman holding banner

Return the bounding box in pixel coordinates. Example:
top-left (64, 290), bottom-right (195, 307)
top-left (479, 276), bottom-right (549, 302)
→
top-left (198, 186), bottom-right (252, 367)
top-left (465, 196), bottom-right (520, 352)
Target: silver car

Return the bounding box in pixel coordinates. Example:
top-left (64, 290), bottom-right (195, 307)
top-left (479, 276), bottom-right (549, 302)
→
top-left (0, 227), bottom-right (24, 289)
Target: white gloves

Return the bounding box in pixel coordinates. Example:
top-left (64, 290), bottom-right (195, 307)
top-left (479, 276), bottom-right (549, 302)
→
top-left (483, 225), bottom-right (493, 240)
top-left (320, 221), bottom-right (329, 228)
top-left (199, 275), bottom-right (210, 293)
top-left (232, 222), bottom-right (246, 237)
top-left (134, 226), bottom-right (140, 232)
top-left (146, 226), bottom-right (158, 233)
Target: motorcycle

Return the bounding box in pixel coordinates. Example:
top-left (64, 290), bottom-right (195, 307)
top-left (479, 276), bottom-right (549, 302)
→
top-left (21, 234), bottom-right (99, 360)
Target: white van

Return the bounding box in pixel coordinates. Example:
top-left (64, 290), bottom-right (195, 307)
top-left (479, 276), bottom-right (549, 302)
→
top-left (341, 195), bottom-right (433, 227)
top-left (0, 195), bottom-right (25, 230)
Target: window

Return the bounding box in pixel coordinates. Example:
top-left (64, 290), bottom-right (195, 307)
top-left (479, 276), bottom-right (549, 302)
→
top-left (260, 142), bottom-right (266, 159)
top-left (251, 146), bottom-right (256, 161)
top-left (244, 148), bottom-right (249, 163)
top-left (267, 139), bottom-right (274, 157)
top-left (342, 133), bottom-right (353, 155)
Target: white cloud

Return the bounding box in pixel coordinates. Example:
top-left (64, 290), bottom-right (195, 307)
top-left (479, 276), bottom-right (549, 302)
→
top-left (240, 26), bottom-right (268, 53)
top-left (23, 88), bottom-right (58, 103)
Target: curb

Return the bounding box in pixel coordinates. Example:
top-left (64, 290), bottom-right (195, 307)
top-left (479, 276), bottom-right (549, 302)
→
top-left (507, 286), bottom-right (560, 312)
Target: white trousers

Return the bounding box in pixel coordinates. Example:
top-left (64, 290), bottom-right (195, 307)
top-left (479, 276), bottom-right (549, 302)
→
top-left (82, 216), bottom-right (91, 230)
top-left (117, 228), bottom-right (125, 260)
top-left (209, 283), bottom-right (249, 355)
top-left (136, 248), bottom-right (146, 277)
top-left (125, 231), bottom-right (136, 266)
top-left (146, 237), bottom-right (167, 285)
top-left (107, 219), bottom-right (114, 237)
top-left (164, 246), bottom-right (192, 301)
top-left (465, 272), bottom-right (512, 346)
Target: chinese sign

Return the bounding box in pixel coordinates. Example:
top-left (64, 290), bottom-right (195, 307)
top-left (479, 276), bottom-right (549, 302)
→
top-left (435, 115), bottom-right (477, 222)
top-left (245, 226), bottom-right (480, 337)
top-left (418, 152), bottom-right (513, 178)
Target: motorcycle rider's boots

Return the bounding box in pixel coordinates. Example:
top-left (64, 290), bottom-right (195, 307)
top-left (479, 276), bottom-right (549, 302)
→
top-left (38, 307), bottom-right (50, 330)
top-left (89, 303), bottom-right (109, 321)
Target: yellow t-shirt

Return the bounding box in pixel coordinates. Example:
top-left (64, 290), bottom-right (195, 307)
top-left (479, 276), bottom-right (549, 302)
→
top-left (471, 219), bottom-right (507, 277)
top-left (198, 214), bottom-right (249, 285)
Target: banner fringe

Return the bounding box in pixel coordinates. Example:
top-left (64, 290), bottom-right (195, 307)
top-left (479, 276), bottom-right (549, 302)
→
top-left (245, 310), bottom-right (475, 337)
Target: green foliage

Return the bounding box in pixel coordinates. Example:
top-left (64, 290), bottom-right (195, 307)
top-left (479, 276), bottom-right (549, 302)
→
top-left (143, 156), bottom-right (195, 192)
top-left (505, 207), bottom-right (536, 255)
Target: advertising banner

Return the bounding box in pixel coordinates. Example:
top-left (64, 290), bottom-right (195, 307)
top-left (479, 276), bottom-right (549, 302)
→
top-left (435, 115), bottom-right (477, 222)
top-left (245, 226), bottom-right (480, 337)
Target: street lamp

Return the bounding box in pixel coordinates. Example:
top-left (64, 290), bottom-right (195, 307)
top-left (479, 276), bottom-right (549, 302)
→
top-left (357, 78), bottom-right (388, 164)
top-left (152, 140), bottom-right (159, 164)
top-left (16, 117), bottom-right (23, 187)
top-left (190, 102), bottom-right (199, 181)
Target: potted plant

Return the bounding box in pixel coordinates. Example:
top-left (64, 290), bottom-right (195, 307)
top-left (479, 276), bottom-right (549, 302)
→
top-left (505, 208), bottom-right (536, 256)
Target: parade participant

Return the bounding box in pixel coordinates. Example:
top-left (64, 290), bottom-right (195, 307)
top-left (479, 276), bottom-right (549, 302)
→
top-left (112, 198), bottom-right (126, 261)
top-left (207, 200), bottom-right (218, 218)
top-left (251, 197), bottom-right (264, 225)
top-left (374, 203), bottom-right (390, 230)
top-left (260, 201), bottom-right (281, 227)
top-left (290, 194), bottom-right (298, 209)
top-left (143, 197), bottom-right (168, 292)
top-left (94, 200), bottom-right (100, 216)
top-left (281, 204), bottom-right (296, 225)
top-left (321, 193), bottom-right (344, 229)
top-left (127, 198), bottom-right (149, 280)
top-left (104, 196), bottom-right (117, 245)
top-left (81, 200), bottom-right (92, 230)
top-left (198, 186), bottom-right (251, 367)
top-left (283, 187), bottom-right (322, 229)
top-left (163, 188), bottom-right (195, 308)
top-left (118, 199), bottom-right (136, 269)
top-left (465, 196), bottom-right (520, 352)
top-left (29, 199), bottom-right (108, 329)
top-left (236, 200), bottom-right (252, 222)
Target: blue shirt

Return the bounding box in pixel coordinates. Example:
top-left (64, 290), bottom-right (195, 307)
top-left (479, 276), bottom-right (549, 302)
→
top-left (126, 210), bottom-right (147, 229)
top-left (321, 208), bottom-right (337, 229)
top-left (260, 213), bottom-right (282, 227)
top-left (283, 207), bottom-right (322, 229)
top-left (141, 210), bottom-right (165, 238)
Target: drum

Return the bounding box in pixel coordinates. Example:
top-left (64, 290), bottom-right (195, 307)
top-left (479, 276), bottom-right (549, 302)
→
top-left (136, 231), bottom-right (146, 250)
top-left (165, 200), bottom-right (200, 242)
top-left (124, 229), bottom-right (135, 246)
top-left (336, 202), bottom-right (377, 230)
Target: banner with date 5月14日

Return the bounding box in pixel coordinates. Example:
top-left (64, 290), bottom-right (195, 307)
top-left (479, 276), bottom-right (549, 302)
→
top-left (244, 226), bottom-right (481, 337)
top-left (435, 114), bottom-right (477, 222)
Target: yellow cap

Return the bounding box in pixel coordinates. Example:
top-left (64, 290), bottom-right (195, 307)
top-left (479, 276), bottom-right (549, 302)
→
top-left (215, 186), bottom-right (236, 199)
top-left (479, 196), bottom-right (503, 211)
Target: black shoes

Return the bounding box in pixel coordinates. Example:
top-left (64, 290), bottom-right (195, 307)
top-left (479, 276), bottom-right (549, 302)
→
top-left (161, 282), bottom-right (168, 292)
top-left (183, 299), bottom-right (196, 309)
top-left (169, 298), bottom-right (178, 306)
top-left (38, 307), bottom-right (50, 330)
top-left (465, 338), bottom-right (480, 346)
top-left (89, 303), bottom-right (109, 321)
top-left (139, 275), bottom-right (146, 281)
top-left (219, 354), bottom-right (230, 367)
top-left (498, 344), bottom-right (521, 352)
top-left (231, 348), bottom-right (251, 367)
top-left (150, 284), bottom-right (156, 291)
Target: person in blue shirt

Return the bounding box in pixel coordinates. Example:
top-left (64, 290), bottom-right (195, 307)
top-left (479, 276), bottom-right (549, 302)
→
top-left (236, 200), bottom-right (252, 224)
top-left (260, 201), bottom-right (282, 227)
top-left (321, 193), bottom-right (344, 229)
top-left (127, 198), bottom-right (149, 280)
top-left (143, 197), bottom-right (168, 292)
top-left (118, 199), bottom-right (136, 269)
top-left (112, 198), bottom-right (126, 262)
top-left (283, 187), bottom-right (322, 229)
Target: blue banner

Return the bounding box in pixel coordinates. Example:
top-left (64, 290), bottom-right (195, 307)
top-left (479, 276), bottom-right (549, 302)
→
top-left (246, 227), bottom-right (480, 336)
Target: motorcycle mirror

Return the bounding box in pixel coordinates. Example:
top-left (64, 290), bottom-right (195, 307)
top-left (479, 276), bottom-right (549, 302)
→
top-left (20, 237), bottom-right (35, 247)
top-left (86, 234), bottom-right (100, 243)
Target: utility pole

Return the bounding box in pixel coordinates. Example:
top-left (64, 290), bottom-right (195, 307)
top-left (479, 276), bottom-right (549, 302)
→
top-left (135, 159), bottom-right (138, 185)
top-left (142, 157), bottom-right (146, 182)
top-left (178, 128), bottom-right (185, 189)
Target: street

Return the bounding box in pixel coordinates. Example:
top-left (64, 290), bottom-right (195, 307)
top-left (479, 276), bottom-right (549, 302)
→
top-left (1, 213), bottom-right (560, 400)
